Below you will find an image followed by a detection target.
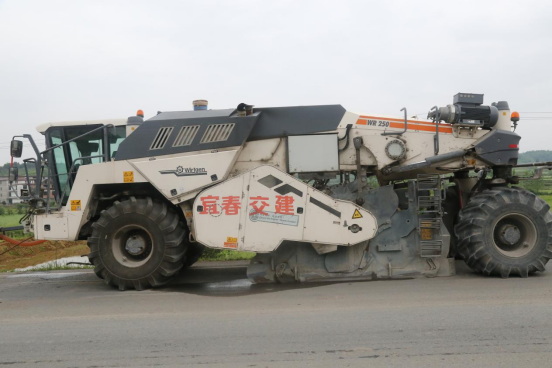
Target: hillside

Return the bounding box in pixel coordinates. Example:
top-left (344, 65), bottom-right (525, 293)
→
top-left (0, 162), bottom-right (37, 177)
top-left (518, 150), bottom-right (552, 164)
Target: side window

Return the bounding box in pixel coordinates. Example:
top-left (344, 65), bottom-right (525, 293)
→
top-left (49, 129), bottom-right (69, 193)
top-left (109, 126), bottom-right (126, 159)
top-left (64, 126), bottom-right (104, 166)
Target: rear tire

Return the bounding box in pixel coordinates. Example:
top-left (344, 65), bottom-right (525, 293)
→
top-left (455, 187), bottom-right (552, 278)
top-left (442, 187), bottom-right (461, 257)
top-left (87, 197), bottom-right (187, 290)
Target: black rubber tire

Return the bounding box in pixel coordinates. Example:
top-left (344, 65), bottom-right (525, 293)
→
top-left (183, 242), bottom-right (205, 268)
top-left (87, 197), bottom-right (187, 290)
top-left (455, 187), bottom-right (552, 278)
top-left (442, 187), bottom-right (461, 258)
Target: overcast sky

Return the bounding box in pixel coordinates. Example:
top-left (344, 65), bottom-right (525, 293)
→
top-left (1, 0), bottom-right (551, 163)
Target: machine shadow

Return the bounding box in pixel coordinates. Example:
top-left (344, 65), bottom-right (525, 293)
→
top-left (157, 264), bottom-right (380, 297)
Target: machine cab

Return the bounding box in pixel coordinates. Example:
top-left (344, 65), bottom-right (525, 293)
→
top-left (38, 118), bottom-right (131, 205)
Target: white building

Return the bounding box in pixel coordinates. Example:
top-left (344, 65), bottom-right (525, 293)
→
top-left (0, 176), bottom-right (30, 205)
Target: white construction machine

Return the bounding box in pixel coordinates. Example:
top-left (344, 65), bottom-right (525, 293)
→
top-left (9, 94), bottom-right (552, 290)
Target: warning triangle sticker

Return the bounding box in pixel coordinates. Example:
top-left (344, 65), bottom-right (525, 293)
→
top-left (352, 209), bottom-right (363, 219)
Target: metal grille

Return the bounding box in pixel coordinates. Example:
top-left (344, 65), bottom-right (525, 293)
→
top-left (150, 127), bottom-right (174, 150)
top-left (200, 123), bottom-right (235, 144)
top-left (418, 196), bottom-right (442, 213)
top-left (173, 125), bottom-right (200, 147)
top-left (420, 241), bottom-right (443, 258)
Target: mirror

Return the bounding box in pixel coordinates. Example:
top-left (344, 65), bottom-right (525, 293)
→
top-left (11, 140), bottom-right (23, 158)
top-left (9, 167), bottom-right (18, 182)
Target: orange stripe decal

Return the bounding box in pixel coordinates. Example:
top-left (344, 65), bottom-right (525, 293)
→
top-left (356, 116), bottom-right (452, 134)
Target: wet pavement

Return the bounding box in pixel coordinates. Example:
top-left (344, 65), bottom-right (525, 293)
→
top-left (1, 260), bottom-right (552, 367)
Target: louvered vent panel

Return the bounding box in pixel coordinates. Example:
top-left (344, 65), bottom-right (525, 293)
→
top-left (149, 127), bottom-right (174, 150)
top-left (173, 125), bottom-right (200, 147)
top-left (200, 123), bottom-right (235, 144)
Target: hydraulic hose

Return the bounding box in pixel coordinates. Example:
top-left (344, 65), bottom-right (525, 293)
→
top-left (0, 234), bottom-right (46, 247)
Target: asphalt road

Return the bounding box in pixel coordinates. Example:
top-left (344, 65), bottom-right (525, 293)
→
top-left (1, 260), bottom-right (552, 368)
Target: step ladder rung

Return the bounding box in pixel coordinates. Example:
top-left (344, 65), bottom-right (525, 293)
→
top-left (417, 174), bottom-right (441, 191)
top-left (419, 218), bottom-right (441, 229)
top-left (420, 240), bottom-right (443, 258)
top-left (418, 196), bottom-right (442, 213)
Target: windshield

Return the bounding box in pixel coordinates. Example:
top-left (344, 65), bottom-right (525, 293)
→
top-left (46, 125), bottom-right (126, 205)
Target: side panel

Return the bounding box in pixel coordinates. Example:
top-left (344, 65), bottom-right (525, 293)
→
top-left (231, 138), bottom-right (287, 176)
top-left (130, 149), bottom-right (240, 200)
top-left (35, 215), bottom-right (68, 240)
top-left (193, 166), bottom-right (377, 253)
top-left (34, 160), bottom-right (147, 241)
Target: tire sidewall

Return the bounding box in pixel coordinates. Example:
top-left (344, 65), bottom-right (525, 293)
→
top-left (98, 212), bottom-right (167, 280)
top-left (481, 201), bottom-right (548, 267)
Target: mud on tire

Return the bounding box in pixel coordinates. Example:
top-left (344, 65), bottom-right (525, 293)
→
top-left (455, 187), bottom-right (552, 278)
top-left (87, 197), bottom-right (187, 290)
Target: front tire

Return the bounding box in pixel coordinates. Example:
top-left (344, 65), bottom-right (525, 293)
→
top-left (455, 188), bottom-right (552, 278)
top-left (183, 242), bottom-right (205, 268)
top-left (88, 197), bottom-right (187, 290)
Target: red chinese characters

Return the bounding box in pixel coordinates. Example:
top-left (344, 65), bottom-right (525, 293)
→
top-left (275, 195), bottom-right (294, 215)
top-left (199, 195), bottom-right (219, 215)
top-left (221, 196), bottom-right (241, 215)
top-left (249, 196), bottom-right (270, 215)
top-left (199, 195), bottom-right (242, 215)
top-left (198, 195), bottom-right (296, 216)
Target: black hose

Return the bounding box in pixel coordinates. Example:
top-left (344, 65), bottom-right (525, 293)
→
top-left (338, 124), bottom-right (353, 152)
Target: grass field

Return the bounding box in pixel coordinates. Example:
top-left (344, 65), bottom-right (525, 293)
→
top-left (540, 195), bottom-right (552, 206)
top-left (0, 214), bottom-right (22, 227)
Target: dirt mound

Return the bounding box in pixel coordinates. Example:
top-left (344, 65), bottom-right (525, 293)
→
top-left (0, 240), bottom-right (89, 272)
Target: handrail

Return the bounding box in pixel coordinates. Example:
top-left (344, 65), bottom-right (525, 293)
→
top-left (22, 158), bottom-right (36, 196)
top-left (382, 107), bottom-right (408, 136)
top-left (429, 106), bottom-right (440, 155)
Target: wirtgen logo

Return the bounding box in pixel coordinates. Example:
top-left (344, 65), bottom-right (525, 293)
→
top-left (159, 166), bottom-right (207, 177)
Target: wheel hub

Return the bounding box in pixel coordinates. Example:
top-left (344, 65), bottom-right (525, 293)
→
top-left (112, 225), bottom-right (154, 268)
top-left (125, 235), bottom-right (148, 256)
top-left (497, 224), bottom-right (521, 245)
top-left (492, 213), bottom-right (537, 258)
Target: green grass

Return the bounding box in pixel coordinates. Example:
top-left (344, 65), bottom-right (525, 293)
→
top-left (199, 249), bottom-right (255, 261)
top-left (19, 263), bottom-right (93, 272)
top-left (539, 195), bottom-right (552, 207)
top-left (0, 214), bottom-right (23, 228)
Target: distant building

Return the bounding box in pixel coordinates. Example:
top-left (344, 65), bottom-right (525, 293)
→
top-left (0, 176), bottom-right (36, 205)
top-left (0, 176), bottom-right (21, 204)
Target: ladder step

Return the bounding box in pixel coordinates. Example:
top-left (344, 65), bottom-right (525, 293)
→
top-left (420, 240), bottom-right (443, 258)
top-left (418, 196), bottom-right (442, 213)
top-left (417, 174), bottom-right (441, 191)
top-left (419, 218), bottom-right (441, 229)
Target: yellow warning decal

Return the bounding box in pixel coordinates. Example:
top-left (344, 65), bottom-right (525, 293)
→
top-left (352, 209), bottom-right (363, 219)
top-left (123, 171), bottom-right (134, 183)
top-left (421, 228), bottom-right (433, 240)
top-left (224, 236), bottom-right (238, 249)
top-left (71, 200), bottom-right (82, 211)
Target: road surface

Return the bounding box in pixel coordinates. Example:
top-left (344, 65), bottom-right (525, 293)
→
top-left (1, 260), bottom-right (552, 367)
